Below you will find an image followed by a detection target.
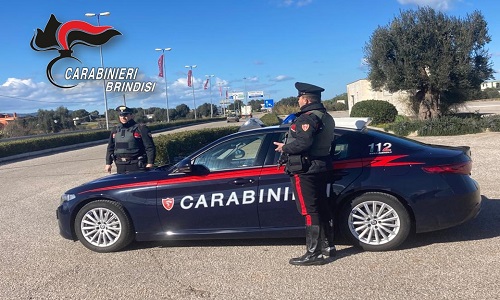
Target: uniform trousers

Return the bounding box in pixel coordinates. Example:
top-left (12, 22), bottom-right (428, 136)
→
top-left (290, 172), bottom-right (332, 226)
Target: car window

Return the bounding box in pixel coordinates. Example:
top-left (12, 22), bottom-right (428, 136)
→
top-left (269, 132), bottom-right (287, 165)
top-left (331, 131), bottom-right (372, 160)
top-left (331, 129), bottom-right (425, 160)
top-left (193, 134), bottom-right (266, 171)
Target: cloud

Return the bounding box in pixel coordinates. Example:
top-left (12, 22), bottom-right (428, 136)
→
top-left (279, 0), bottom-right (313, 7)
top-left (270, 75), bottom-right (294, 82)
top-left (245, 76), bottom-right (259, 82)
top-left (397, 0), bottom-right (458, 10)
top-left (297, 0), bottom-right (313, 7)
top-left (0, 75), bottom-right (165, 114)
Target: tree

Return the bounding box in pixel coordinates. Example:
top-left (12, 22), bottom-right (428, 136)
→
top-left (226, 100), bottom-right (243, 112)
top-left (71, 109), bottom-right (90, 119)
top-left (198, 103), bottom-right (210, 117)
top-left (248, 99), bottom-right (264, 112)
top-left (175, 104), bottom-right (190, 118)
top-left (276, 97), bottom-right (299, 107)
top-left (364, 7), bottom-right (494, 119)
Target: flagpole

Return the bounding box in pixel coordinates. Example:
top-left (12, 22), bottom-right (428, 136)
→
top-left (185, 65), bottom-right (197, 120)
top-left (206, 75), bottom-right (214, 118)
top-left (155, 48), bottom-right (172, 122)
top-left (85, 11), bottom-right (111, 130)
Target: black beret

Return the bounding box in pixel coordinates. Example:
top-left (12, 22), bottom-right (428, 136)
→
top-left (116, 106), bottom-right (133, 114)
top-left (295, 82), bottom-right (325, 98)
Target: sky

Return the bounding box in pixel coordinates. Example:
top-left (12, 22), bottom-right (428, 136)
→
top-left (1, 0), bottom-right (499, 114)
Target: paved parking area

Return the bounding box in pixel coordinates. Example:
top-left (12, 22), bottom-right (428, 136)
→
top-left (0, 114), bottom-right (499, 299)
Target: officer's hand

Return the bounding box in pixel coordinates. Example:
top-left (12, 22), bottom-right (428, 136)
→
top-left (105, 164), bottom-right (112, 173)
top-left (273, 142), bottom-right (284, 153)
top-left (146, 163), bottom-right (153, 169)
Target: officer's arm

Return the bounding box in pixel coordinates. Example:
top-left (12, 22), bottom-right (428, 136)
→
top-left (105, 128), bottom-right (117, 165)
top-left (282, 117), bottom-right (316, 154)
top-left (139, 125), bottom-right (156, 164)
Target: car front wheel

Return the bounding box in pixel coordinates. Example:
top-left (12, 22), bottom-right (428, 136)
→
top-left (75, 200), bottom-right (134, 253)
top-left (340, 192), bottom-right (410, 251)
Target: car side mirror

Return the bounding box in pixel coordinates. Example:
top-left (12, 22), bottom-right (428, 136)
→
top-left (191, 164), bottom-right (210, 175)
top-left (175, 161), bottom-right (210, 175)
top-left (175, 160), bottom-right (192, 173)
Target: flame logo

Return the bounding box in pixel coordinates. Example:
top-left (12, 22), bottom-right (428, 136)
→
top-left (30, 14), bottom-right (121, 88)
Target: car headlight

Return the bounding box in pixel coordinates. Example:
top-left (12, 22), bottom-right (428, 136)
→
top-left (60, 193), bottom-right (76, 204)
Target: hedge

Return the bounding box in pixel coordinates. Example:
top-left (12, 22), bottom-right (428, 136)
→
top-left (154, 127), bottom-right (239, 165)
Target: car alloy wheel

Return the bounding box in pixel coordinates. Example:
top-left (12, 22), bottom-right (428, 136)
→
top-left (75, 200), bottom-right (134, 253)
top-left (340, 192), bottom-right (411, 251)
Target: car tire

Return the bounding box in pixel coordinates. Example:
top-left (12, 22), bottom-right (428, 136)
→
top-left (75, 200), bottom-right (134, 253)
top-left (339, 192), bottom-right (410, 251)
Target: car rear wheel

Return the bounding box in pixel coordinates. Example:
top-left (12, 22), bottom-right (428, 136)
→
top-left (340, 192), bottom-right (410, 251)
top-left (75, 200), bottom-right (134, 253)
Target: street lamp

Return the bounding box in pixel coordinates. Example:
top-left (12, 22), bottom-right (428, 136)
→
top-left (155, 47), bottom-right (172, 122)
top-left (205, 74), bottom-right (214, 118)
top-left (85, 11), bottom-right (111, 130)
top-left (185, 65), bottom-right (197, 119)
top-left (243, 77), bottom-right (248, 116)
top-left (218, 83), bottom-right (225, 116)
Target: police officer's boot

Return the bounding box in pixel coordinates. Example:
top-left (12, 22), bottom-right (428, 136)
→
top-left (289, 225), bottom-right (326, 266)
top-left (320, 220), bottom-right (337, 258)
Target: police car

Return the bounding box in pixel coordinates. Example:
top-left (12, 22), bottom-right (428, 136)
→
top-left (57, 118), bottom-right (481, 253)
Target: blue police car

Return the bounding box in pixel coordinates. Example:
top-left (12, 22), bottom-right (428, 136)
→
top-left (57, 118), bottom-right (481, 253)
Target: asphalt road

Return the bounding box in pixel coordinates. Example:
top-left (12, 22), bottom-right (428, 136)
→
top-left (0, 115), bottom-right (499, 299)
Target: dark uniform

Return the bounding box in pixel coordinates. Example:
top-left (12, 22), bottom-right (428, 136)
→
top-left (106, 106), bottom-right (156, 174)
top-left (281, 82), bottom-right (336, 266)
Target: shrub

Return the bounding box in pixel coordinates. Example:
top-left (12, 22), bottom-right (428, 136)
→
top-left (417, 116), bottom-right (483, 136)
top-left (0, 130), bottom-right (110, 158)
top-left (323, 100), bottom-right (347, 111)
top-left (350, 100), bottom-right (398, 125)
top-left (480, 114), bottom-right (500, 132)
top-left (154, 127), bottom-right (239, 165)
top-left (387, 119), bottom-right (422, 136)
top-left (272, 105), bottom-right (298, 116)
top-left (259, 113), bottom-right (281, 126)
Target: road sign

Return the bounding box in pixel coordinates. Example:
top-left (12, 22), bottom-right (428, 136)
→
top-left (230, 92), bottom-right (244, 100)
top-left (248, 91), bottom-right (264, 98)
top-left (264, 99), bottom-right (274, 108)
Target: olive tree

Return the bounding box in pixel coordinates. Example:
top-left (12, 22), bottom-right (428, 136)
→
top-left (364, 7), bottom-right (494, 119)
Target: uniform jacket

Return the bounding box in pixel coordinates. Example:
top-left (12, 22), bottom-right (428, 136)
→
top-left (106, 120), bottom-right (156, 165)
top-left (282, 102), bottom-right (335, 174)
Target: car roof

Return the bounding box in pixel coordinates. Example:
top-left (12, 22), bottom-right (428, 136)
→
top-left (235, 117), bottom-right (372, 135)
top-left (334, 117), bottom-right (372, 130)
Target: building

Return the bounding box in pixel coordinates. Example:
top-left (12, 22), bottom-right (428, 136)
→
top-left (347, 79), bottom-right (499, 117)
top-left (0, 113), bottom-right (18, 128)
top-left (480, 80), bottom-right (500, 90)
top-left (346, 79), bottom-right (413, 116)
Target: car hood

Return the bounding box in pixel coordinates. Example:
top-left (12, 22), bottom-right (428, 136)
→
top-left (65, 169), bottom-right (170, 195)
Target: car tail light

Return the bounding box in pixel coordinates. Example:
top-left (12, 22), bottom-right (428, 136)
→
top-left (422, 161), bottom-right (472, 175)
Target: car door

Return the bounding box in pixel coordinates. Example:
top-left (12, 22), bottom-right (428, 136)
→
top-left (156, 133), bottom-right (267, 235)
top-left (330, 130), bottom-right (368, 198)
top-left (256, 131), bottom-right (303, 228)
top-left (256, 130), bottom-right (366, 228)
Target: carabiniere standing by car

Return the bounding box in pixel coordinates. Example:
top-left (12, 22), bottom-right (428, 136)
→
top-left (274, 82), bottom-right (336, 266)
top-left (105, 106), bottom-right (156, 174)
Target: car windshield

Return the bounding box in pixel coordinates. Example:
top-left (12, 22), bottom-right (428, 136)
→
top-left (192, 134), bottom-right (266, 171)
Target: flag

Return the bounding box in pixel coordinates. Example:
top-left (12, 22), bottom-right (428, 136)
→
top-left (219, 86), bottom-right (222, 97)
top-left (204, 78), bottom-right (209, 90)
top-left (187, 70), bottom-right (192, 87)
top-left (158, 54), bottom-right (164, 78)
